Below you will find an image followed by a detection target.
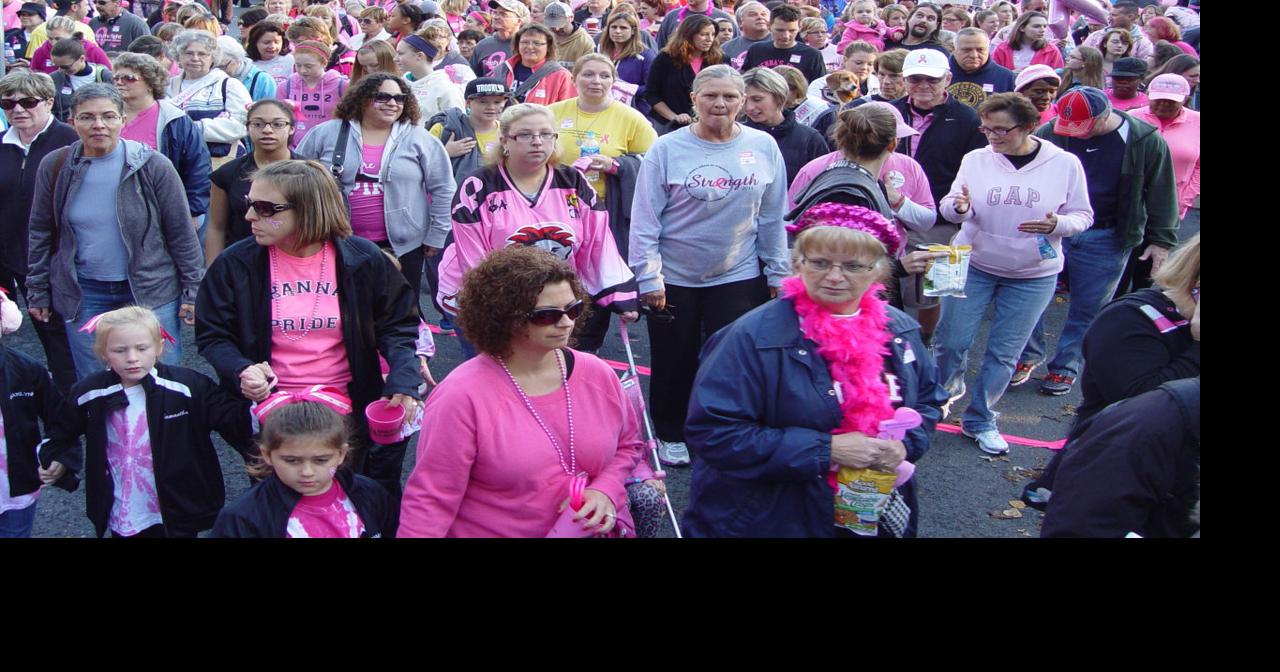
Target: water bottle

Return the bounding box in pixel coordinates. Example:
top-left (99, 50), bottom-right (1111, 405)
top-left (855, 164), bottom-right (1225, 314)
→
top-left (4, 43), bottom-right (15, 65)
top-left (579, 131), bottom-right (601, 183)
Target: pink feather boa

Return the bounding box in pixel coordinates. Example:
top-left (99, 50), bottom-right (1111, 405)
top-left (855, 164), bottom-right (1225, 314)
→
top-left (781, 276), bottom-right (895, 436)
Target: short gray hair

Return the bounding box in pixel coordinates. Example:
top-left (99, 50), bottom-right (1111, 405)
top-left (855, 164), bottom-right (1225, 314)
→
top-left (742, 67), bottom-right (789, 108)
top-left (955, 27), bottom-right (989, 43)
top-left (69, 83), bottom-right (124, 115)
top-left (692, 64), bottom-right (745, 95)
top-left (735, 1), bottom-right (766, 25)
top-left (169, 29), bottom-right (221, 63)
top-left (0, 70), bottom-right (56, 100)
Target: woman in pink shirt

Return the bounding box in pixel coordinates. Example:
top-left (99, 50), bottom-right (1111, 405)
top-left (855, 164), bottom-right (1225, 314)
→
top-left (1131, 73), bottom-right (1199, 219)
top-left (399, 245), bottom-right (644, 538)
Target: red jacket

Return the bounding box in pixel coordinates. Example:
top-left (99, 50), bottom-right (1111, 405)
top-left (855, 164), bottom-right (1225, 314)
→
top-left (991, 41), bottom-right (1064, 71)
top-left (494, 55), bottom-right (575, 106)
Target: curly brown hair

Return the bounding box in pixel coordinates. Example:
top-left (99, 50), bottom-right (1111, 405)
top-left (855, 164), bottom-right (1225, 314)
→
top-left (457, 246), bottom-right (590, 358)
top-left (333, 72), bottom-right (422, 125)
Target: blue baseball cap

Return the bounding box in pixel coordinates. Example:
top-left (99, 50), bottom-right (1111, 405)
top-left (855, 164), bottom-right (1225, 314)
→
top-left (1054, 86), bottom-right (1111, 138)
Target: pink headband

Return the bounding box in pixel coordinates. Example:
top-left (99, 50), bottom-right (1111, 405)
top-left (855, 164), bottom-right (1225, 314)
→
top-left (253, 385), bottom-right (354, 423)
top-left (787, 203), bottom-right (903, 254)
top-left (79, 312), bottom-right (178, 345)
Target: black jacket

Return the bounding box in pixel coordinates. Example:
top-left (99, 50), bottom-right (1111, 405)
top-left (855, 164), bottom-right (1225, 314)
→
top-left (212, 468), bottom-right (393, 538)
top-left (39, 364), bottom-right (252, 538)
top-left (0, 344), bottom-right (64, 498)
top-left (195, 235), bottom-right (422, 423)
top-left (0, 119), bottom-right (79, 277)
top-left (642, 51), bottom-right (699, 124)
top-left (1041, 378), bottom-right (1200, 538)
top-left (744, 109), bottom-right (831, 186)
top-left (890, 95), bottom-right (986, 228)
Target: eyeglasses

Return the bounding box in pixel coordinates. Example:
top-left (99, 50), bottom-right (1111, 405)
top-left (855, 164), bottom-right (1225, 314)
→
top-left (248, 120), bottom-right (293, 130)
top-left (0, 97), bottom-right (46, 110)
top-left (978, 125), bottom-right (1018, 137)
top-left (801, 257), bottom-right (878, 276)
top-left (372, 92), bottom-right (408, 105)
top-left (905, 75), bottom-right (943, 85)
top-left (112, 74), bottom-right (142, 84)
top-left (527, 300), bottom-right (585, 326)
top-left (507, 131), bottom-right (557, 143)
top-left (519, 40), bottom-right (548, 47)
top-left (247, 200), bottom-right (295, 217)
top-left (74, 112), bottom-right (123, 124)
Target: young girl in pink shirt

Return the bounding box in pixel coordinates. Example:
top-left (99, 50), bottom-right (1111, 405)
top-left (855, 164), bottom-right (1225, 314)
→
top-left (837, 0), bottom-right (887, 51)
top-left (213, 400), bottom-right (394, 538)
top-left (284, 41), bottom-right (349, 147)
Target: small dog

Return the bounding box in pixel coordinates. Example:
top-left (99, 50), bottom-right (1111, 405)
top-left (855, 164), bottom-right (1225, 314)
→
top-left (823, 70), bottom-right (861, 105)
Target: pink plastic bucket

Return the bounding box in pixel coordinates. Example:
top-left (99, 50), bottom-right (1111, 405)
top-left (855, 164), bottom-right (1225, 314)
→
top-left (364, 399), bottom-right (405, 445)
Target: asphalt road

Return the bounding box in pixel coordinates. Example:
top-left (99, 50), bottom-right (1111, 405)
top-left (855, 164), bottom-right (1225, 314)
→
top-left (16, 209), bottom-right (1198, 538)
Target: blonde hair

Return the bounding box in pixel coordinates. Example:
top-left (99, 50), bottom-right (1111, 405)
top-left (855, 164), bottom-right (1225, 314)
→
top-left (487, 103), bottom-right (562, 166)
top-left (792, 228), bottom-right (890, 282)
top-left (92, 306), bottom-right (165, 363)
top-left (251, 160), bottom-right (353, 246)
top-left (1153, 233), bottom-right (1200, 297)
top-left (572, 53), bottom-right (617, 78)
top-left (441, 0), bottom-right (469, 16)
top-left (287, 15), bottom-right (334, 46)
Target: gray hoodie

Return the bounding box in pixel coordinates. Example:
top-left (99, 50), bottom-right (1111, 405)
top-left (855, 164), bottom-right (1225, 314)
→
top-left (26, 139), bottom-right (204, 321)
top-left (297, 119), bottom-right (457, 255)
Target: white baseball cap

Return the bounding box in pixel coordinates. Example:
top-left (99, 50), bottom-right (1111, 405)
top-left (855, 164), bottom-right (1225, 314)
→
top-left (901, 49), bottom-right (950, 79)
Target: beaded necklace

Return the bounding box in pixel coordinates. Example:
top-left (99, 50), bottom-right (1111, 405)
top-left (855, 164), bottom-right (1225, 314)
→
top-left (269, 242), bottom-right (329, 343)
top-left (495, 349), bottom-right (577, 476)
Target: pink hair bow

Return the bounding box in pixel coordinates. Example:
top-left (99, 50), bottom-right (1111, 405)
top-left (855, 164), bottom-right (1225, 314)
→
top-left (78, 312), bottom-right (178, 345)
top-left (253, 385), bottom-right (353, 423)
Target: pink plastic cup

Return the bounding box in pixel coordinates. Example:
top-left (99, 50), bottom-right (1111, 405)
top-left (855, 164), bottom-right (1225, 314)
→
top-left (365, 399), bottom-right (405, 445)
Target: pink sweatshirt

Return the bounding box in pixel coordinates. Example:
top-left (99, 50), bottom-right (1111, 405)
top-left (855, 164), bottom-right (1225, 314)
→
top-left (939, 140), bottom-right (1093, 279)
top-left (787, 151), bottom-right (936, 255)
top-left (991, 41), bottom-right (1064, 71)
top-left (1131, 105), bottom-right (1200, 218)
top-left (837, 19), bottom-right (887, 52)
top-left (397, 351), bottom-right (644, 538)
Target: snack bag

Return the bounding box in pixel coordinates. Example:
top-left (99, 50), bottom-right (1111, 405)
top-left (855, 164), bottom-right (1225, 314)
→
top-left (833, 466), bottom-right (897, 536)
top-left (922, 244), bottom-right (972, 298)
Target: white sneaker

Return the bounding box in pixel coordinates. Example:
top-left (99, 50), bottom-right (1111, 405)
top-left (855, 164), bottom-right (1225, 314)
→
top-left (962, 428), bottom-right (1009, 455)
top-left (658, 441), bottom-right (691, 466)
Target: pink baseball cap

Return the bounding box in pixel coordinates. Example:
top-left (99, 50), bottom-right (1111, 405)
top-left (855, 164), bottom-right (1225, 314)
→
top-left (1147, 73), bottom-right (1192, 102)
top-left (1015, 64), bottom-right (1061, 93)
top-left (863, 101), bottom-right (918, 138)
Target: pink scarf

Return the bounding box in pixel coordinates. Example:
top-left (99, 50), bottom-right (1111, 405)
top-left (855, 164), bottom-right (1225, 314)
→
top-left (781, 276), bottom-right (895, 436)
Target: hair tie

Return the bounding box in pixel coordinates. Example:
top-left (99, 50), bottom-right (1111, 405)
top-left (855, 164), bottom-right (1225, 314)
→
top-left (252, 385), bottom-right (354, 423)
top-left (78, 312), bottom-right (178, 345)
top-left (403, 34), bottom-right (439, 60)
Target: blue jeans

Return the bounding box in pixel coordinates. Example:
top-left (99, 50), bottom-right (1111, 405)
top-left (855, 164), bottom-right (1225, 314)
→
top-left (1020, 228), bottom-right (1133, 379)
top-left (0, 502), bottom-right (38, 538)
top-left (935, 266), bottom-right (1057, 434)
top-left (65, 277), bottom-right (182, 380)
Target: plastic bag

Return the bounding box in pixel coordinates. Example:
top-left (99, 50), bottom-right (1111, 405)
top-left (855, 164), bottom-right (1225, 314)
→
top-left (833, 467), bottom-right (897, 536)
top-left (922, 244), bottom-right (972, 298)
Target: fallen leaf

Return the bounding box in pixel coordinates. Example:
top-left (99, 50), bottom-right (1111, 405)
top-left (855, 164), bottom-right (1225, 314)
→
top-left (1062, 404), bottom-right (1078, 416)
top-left (1009, 500), bottom-right (1026, 509)
top-left (990, 508), bottom-right (1023, 520)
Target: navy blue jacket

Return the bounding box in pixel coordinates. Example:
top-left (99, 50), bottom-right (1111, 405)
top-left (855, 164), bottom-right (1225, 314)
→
top-left (0, 119), bottom-right (78, 277)
top-left (947, 55), bottom-right (1016, 110)
top-left (682, 297), bottom-right (948, 538)
top-left (890, 96), bottom-right (986, 229)
top-left (744, 110), bottom-right (831, 187)
top-left (155, 103), bottom-right (212, 217)
top-left (212, 469), bottom-right (393, 538)
top-left (0, 344), bottom-right (64, 498)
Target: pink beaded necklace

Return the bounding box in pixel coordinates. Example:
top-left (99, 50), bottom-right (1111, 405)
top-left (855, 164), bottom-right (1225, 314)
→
top-left (269, 242), bottom-right (329, 343)
top-left (494, 349), bottom-right (577, 477)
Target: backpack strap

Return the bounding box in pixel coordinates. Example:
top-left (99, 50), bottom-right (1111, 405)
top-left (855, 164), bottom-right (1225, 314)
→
top-left (330, 120), bottom-right (351, 180)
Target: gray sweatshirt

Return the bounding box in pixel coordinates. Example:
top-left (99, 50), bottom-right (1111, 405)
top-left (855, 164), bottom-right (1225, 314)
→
top-left (629, 125), bottom-right (789, 295)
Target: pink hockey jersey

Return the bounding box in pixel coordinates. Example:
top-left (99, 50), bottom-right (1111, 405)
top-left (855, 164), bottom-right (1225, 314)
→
top-left (285, 70), bottom-right (348, 147)
top-left (437, 164), bottom-right (639, 316)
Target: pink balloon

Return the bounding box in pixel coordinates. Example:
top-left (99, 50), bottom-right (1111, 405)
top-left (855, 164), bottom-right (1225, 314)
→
top-left (1048, 0), bottom-right (1112, 40)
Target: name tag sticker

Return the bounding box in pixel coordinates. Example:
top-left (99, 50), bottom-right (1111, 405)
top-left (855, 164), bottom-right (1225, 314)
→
top-left (982, 83), bottom-right (994, 92)
top-left (739, 151), bottom-right (755, 165)
top-left (560, 119), bottom-right (574, 128)
top-left (902, 342), bottom-right (916, 364)
top-left (112, 25), bottom-right (120, 32)
top-left (789, 54), bottom-right (802, 63)
top-left (60, 87), bottom-right (72, 95)
top-left (533, 90), bottom-right (546, 98)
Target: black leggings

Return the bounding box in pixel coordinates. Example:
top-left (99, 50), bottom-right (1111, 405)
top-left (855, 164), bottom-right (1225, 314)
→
top-left (0, 269), bottom-right (77, 395)
top-left (645, 276), bottom-right (770, 442)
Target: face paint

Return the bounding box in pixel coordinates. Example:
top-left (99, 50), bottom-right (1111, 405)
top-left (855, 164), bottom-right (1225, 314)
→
top-left (269, 218), bottom-right (283, 230)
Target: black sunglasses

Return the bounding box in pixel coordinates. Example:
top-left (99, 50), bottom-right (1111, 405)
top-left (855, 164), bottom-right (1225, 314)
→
top-left (372, 92), bottom-right (409, 105)
top-left (527, 300), bottom-right (585, 326)
top-left (0, 97), bottom-right (46, 110)
top-left (247, 200), bottom-right (295, 217)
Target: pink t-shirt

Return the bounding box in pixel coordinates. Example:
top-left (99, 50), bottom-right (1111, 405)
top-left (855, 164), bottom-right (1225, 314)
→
top-left (689, 56), bottom-right (704, 75)
top-left (286, 478), bottom-right (366, 538)
top-left (269, 242), bottom-right (353, 396)
top-left (106, 386), bottom-right (164, 536)
top-left (349, 144), bottom-right (387, 242)
top-left (120, 102), bottom-right (161, 150)
top-left (0, 408), bottom-right (39, 515)
top-left (1107, 89), bottom-right (1149, 112)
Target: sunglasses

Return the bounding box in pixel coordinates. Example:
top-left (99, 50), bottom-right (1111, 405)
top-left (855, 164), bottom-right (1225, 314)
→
top-left (527, 300), bottom-right (585, 326)
top-left (0, 97), bottom-right (46, 110)
top-left (112, 74), bottom-right (141, 84)
top-left (372, 92), bottom-right (408, 105)
top-left (247, 200), bottom-right (295, 217)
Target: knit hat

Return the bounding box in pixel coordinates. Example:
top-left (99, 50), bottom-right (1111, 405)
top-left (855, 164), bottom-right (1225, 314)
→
top-left (787, 203), bottom-right (903, 254)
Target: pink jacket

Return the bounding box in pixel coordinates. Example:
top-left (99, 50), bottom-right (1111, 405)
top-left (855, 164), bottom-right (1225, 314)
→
top-left (397, 352), bottom-right (644, 538)
top-left (991, 41), bottom-right (1064, 71)
top-left (837, 19), bottom-right (887, 52)
top-left (1131, 106), bottom-right (1200, 218)
top-left (939, 141), bottom-right (1093, 279)
top-left (787, 151), bottom-right (936, 255)
top-left (30, 39), bottom-right (111, 74)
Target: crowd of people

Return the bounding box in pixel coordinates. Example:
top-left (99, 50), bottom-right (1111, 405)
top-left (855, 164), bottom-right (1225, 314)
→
top-left (0, 0), bottom-right (1199, 539)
